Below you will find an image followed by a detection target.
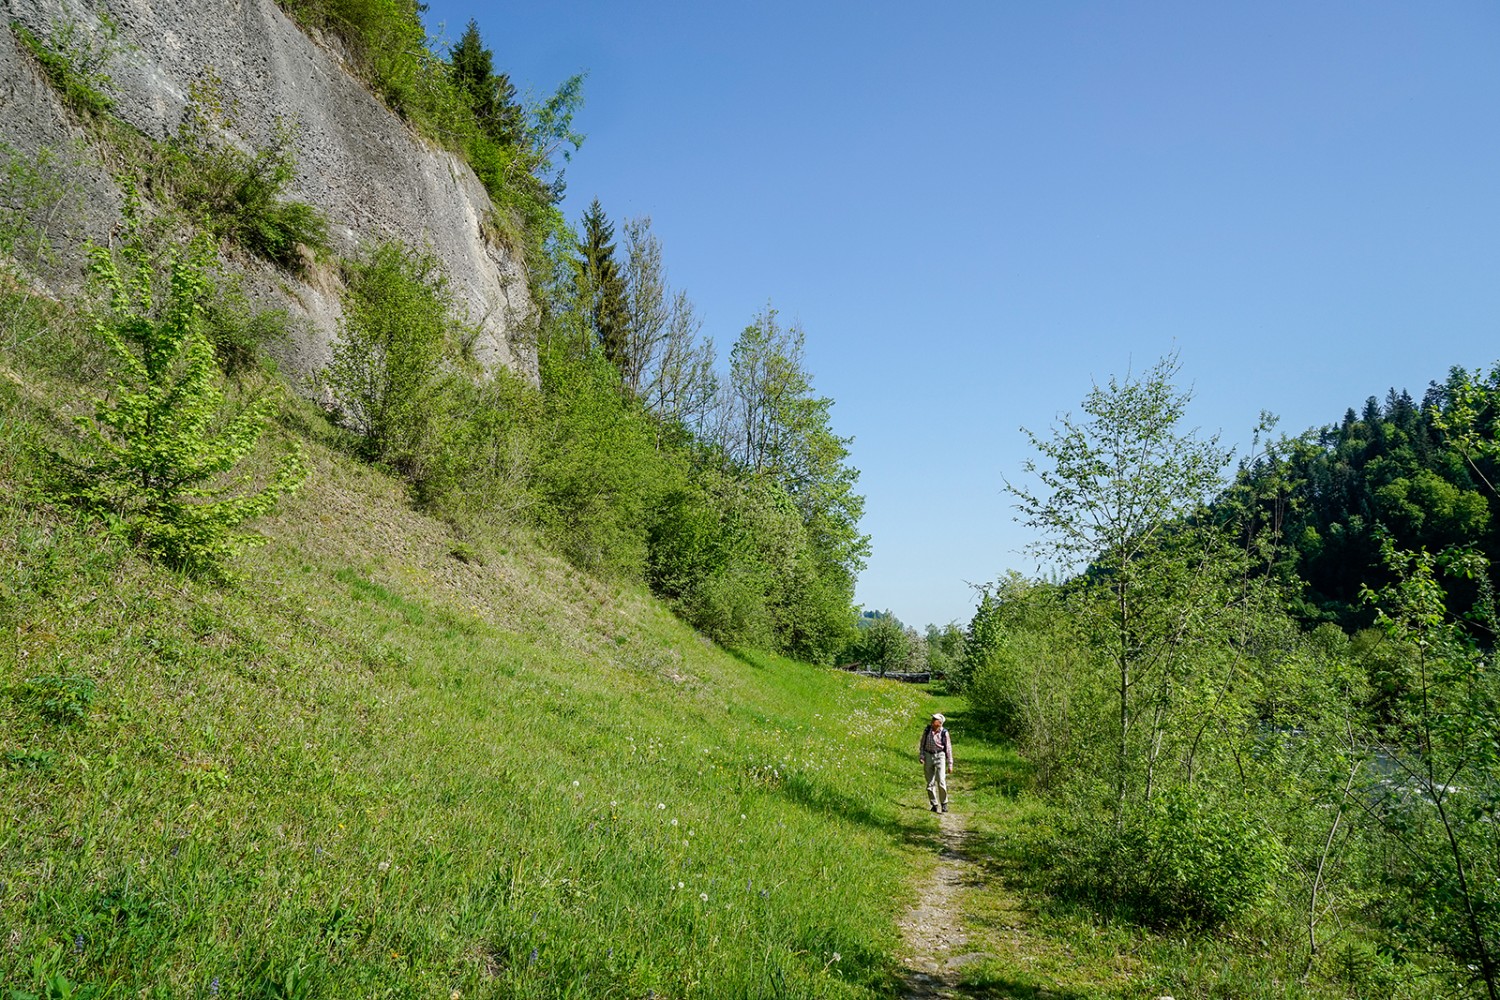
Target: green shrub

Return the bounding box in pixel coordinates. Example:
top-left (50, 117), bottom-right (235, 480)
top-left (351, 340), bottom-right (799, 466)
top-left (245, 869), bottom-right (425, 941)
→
top-left (324, 240), bottom-right (455, 469)
top-left (200, 284), bottom-right (293, 376)
top-left (158, 76), bottom-right (330, 271)
top-left (1053, 787), bottom-right (1284, 929)
top-left (406, 369), bottom-right (540, 526)
top-left (54, 206), bottom-right (305, 574)
top-left (0, 141), bottom-right (80, 268)
top-left (13, 16), bottom-right (121, 119)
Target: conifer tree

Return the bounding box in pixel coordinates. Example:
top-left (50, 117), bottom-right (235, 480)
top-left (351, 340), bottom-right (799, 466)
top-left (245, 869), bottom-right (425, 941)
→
top-left (578, 198), bottom-right (629, 368)
top-left (448, 19), bottom-right (524, 149)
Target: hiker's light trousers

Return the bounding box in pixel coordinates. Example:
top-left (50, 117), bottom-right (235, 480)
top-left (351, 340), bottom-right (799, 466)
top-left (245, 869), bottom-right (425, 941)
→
top-left (924, 752), bottom-right (948, 808)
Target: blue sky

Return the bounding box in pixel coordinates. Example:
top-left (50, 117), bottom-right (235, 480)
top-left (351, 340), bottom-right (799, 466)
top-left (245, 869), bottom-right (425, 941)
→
top-left (420, 1), bottom-right (1500, 629)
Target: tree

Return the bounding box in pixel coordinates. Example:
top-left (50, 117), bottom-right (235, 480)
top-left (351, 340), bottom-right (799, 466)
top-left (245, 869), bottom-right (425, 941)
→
top-left (448, 19), bottom-right (524, 149)
top-left (1006, 353), bottom-right (1234, 816)
top-left (62, 212), bottom-right (304, 574)
top-left (618, 216), bottom-right (718, 437)
top-left (1362, 543), bottom-right (1500, 1000)
top-left (859, 612), bottom-right (910, 675)
top-left (324, 241), bottom-right (454, 470)
top-left (718, 308), bottom-right (869, 651)
top-left (577, 199), bottom-right (629, 367)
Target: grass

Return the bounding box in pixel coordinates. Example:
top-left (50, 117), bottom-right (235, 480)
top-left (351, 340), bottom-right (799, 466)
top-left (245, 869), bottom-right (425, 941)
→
top-left (0, 282), bottom-right (946, 998)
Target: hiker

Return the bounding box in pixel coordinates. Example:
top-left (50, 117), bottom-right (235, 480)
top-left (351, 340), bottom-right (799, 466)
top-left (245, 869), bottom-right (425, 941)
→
top-left (917, 712), bottom-right (954, 812)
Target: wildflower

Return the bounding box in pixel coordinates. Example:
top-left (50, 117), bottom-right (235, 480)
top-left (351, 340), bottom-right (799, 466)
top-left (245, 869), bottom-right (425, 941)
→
top-left (832, 952), bottom-right (841, 963)
top-left (73, 934), bottom-right (84, 955)
top-left (657, 802), bottom-right (666, 810)
top-left (678, 881), bottom-right (685, 889)
top-left (670, 818), bottom-right (678, 827)
top-left (528, 948), bottom-right (538, 966)
top-left (209, 979), bottom-right (220, 997)
top-left (572, 780), bottom-right (580, 787)
top-left (378, 860), bottom-right (390, 871)
top-left (699, 892), bottom-right (709, 902)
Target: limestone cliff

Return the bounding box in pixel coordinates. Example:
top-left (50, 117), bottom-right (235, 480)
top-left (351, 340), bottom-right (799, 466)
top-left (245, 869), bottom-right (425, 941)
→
top-left (0, 0), bottom-right (537, 384)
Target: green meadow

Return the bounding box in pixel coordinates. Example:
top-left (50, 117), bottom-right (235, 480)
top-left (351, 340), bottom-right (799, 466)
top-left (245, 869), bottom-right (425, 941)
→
top-left (0, 299), bottom-right (947, 998)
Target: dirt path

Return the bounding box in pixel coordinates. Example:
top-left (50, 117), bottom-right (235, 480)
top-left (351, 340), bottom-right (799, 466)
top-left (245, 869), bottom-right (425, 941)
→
top-left (896, 795), bottom-right (990, 998)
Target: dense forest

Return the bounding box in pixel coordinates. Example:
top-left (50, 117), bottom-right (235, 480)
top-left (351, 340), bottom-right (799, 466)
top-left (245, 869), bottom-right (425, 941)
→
top-left (1233, 371), bottom-right (1500, 631)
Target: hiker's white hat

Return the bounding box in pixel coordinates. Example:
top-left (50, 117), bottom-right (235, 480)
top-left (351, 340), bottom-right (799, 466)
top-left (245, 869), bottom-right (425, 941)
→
top-left (931, 713), bottom-right (945, 722)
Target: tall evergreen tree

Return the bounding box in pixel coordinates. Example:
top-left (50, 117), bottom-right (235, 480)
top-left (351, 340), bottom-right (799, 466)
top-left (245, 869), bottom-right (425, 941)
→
top-left (448, 20), bottom-right (524, 149)
top-left (578, 199), bottom-right (629, 368)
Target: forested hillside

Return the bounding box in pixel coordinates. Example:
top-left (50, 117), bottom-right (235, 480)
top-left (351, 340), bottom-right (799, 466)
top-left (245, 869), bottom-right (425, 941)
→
top-left (1233, 370), bottom-right (1500, 630)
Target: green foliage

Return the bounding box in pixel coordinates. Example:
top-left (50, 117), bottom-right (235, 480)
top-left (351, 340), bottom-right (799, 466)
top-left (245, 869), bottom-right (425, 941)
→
top-left (14, 673), bottom-right (96, 725)
top-left (199, 279), bottom-right (293, 376)
top-left (448, 19), bottom-right (524, 150)
top-left (1008, 353), bottom-right (1238, 815)
top-left (402, 367), bottom-right (540, 526)
top-left (1361, 541), bottom-right (1500, 996)
top-left (532, 344), bottom-right (667, 575)
top-left (0, 141), bottom-right (80, 269)
top-left (13, 16), bottom-right (121, 119)
top-left (153, 72), bottom-right (330, 271)
top-left (578, 198), bottom-right (630, 366)
top-left (55, 211), bottom-right (304, 574)
top-left (855, 612), bottom-right (910, 675)
top-left (1053, 786), bottom-right (1284, 929)
top-left (324, 240), bottom-right (455, 469)
top-left (1230, 371), bottom-right (1500, 630)
top-left (277, 3), bottom-right (583, 267)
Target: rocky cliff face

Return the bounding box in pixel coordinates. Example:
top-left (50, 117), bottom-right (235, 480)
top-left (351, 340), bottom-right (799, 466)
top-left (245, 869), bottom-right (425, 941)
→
top-left (0, 0), bottom-right (537, 384)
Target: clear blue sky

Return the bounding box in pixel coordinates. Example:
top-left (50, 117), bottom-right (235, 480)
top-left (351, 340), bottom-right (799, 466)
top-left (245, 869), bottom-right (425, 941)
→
top-left (420, 0), bottom-right (1500, 629)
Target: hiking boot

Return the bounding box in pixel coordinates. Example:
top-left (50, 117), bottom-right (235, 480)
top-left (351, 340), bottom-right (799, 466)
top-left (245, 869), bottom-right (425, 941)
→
top-left (930, 805), bottom-right (938, 812)
top-left (941, 804), bottom-right (949, 812)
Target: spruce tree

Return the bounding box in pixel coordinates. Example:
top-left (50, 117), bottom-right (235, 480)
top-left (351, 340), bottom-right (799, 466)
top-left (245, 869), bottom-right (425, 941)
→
top-left (578, 198), bottom-right (629, 368)
top-left (449, 19), bottom-right (524, 149)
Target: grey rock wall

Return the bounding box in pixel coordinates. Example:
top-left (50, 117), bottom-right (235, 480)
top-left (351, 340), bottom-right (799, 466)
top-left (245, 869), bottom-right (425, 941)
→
top-left (0, 0), bottom-right (537, 384)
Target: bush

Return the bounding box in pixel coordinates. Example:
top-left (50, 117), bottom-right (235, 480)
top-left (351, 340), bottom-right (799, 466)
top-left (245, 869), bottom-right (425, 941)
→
top-left (1053, 787), bottom-right (1284, 929)
top-left (324, 240), bottom-right (455, 469)
top-left (0, 141), bottom-right (80, 269)
top-left (55, 209), bottom-right (305, 574)
top-left (158, 76), bottom-right (330, 271)
top-left (13, 16), bottom-right (120, 119)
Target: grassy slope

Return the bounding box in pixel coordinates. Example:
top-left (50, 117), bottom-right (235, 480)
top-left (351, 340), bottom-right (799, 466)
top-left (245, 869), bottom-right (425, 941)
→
top-left (0, 305), bottom-right (945, 998)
